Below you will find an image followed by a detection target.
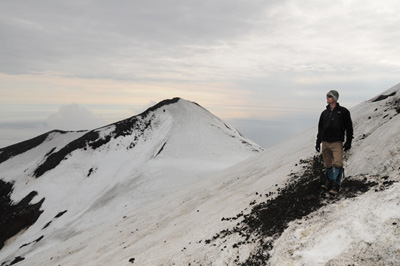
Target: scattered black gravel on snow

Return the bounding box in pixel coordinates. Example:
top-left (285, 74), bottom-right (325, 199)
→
top-left (203, 155), bottom-right (395, 265)
top-left (371, 91), bottom-right (400, 117)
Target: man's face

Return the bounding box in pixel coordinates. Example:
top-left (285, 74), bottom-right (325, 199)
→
top-left (326, 95), bottom-right (335, 104)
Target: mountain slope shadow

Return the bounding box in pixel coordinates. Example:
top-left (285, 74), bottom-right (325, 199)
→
top-left (204, 155), bottom-right (395, 265)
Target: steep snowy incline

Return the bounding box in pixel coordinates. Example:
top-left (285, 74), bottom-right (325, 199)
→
top-left (267, 83), bottom-right (400, 265)
top-left (0, 98), bottom-right (262, 265)
top-left (346, 84), bottom-right (400, 176)
top-left (10, 83), bottom-right (400, 266)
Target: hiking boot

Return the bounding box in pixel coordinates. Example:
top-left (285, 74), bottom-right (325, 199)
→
top-left (329, 181), bottom-right (340, 195)
top-left (321, 179), bottom-right (332, 191)
top-left (328, 188), bottom-right (339, 195)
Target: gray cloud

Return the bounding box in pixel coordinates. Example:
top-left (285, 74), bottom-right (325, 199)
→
top-left (46, 103), bottom-right (105, 131)
top-left (0, 0), bottom-right (273, 78)
top-left (1, 0), bottom-right (399, 85)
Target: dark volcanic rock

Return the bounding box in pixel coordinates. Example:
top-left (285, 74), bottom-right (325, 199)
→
top-left (9, 256), bottom-right (25, 265)
top-left (0, 130), bottom-right (67, 164)
top-left (372, 91), bottom-right (396, 102)
top-left (0, 180), bottom-right (44, 251)
top-left (139, 97), bottom-right (180, 119)
top-left (204, 156), bottom-right (390, 265)
top-left (33, 130), bottom-right (103, 177)
top-left (33, 98), bottom-right (182, 178)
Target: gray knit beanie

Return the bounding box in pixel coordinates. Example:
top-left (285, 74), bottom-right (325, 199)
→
top-left (327, 90), bottom-right (339, 102)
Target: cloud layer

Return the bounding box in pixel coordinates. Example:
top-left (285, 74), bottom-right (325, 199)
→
top-left (46, 104), bottom-right (105, 131)
top-left (1, 0), bottom-right (400, 147)
top-left (0, 103), bottom-right (105, 148)
top-left (1, 0), bottom-right (399, 82)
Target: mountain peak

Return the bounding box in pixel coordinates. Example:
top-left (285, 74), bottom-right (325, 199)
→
top-left (135, 97), bottom-right (182, 120)
top-left (28, 97), bottom-right (261, 177)
top-left (0, 98), bottom-right (262, 263)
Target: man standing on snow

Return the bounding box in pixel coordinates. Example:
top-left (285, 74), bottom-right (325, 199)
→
top-left (316, 90), bottom-right (353, 195)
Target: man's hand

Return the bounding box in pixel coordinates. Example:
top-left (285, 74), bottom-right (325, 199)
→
top-left (343, 141), bottom-right (351, 151)
top-left (315, 142), bottom-right (321, 152)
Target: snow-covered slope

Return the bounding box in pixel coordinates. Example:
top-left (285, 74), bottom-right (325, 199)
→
top-left (1, 84), bottom-right (400, 266)
top-left (0, 98), bottom-right (262, 265)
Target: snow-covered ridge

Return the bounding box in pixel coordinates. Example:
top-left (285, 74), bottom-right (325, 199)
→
top-left (1, 84), bottom-right (400, 265)
top-left (0, 130), bottom-right (85, 164)
top-left (0, 97), bottom-right (263, 265)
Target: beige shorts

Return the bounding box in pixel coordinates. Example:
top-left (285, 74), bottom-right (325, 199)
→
top-left (321, 141), bottom-right (343, 168)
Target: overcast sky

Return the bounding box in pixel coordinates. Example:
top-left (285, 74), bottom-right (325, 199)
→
top-left (1, 0), bottom-right (399, 148)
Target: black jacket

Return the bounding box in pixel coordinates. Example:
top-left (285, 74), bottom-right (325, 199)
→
top-left (317, 103), bottom-right (353, 144)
